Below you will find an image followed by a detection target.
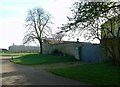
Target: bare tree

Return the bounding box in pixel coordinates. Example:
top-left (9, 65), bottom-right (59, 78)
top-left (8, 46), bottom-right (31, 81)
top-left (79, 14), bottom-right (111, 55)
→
top-left (51, 32), bottom-right (64, 44)
top-left (23, 7), bottom-right (52, 54)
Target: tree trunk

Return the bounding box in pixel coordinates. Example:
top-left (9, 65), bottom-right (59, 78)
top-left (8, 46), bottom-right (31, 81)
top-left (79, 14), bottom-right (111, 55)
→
top-left (116, 37), bottom-right (120, 66)
top-left (39, 39), bottom-right (43, 54)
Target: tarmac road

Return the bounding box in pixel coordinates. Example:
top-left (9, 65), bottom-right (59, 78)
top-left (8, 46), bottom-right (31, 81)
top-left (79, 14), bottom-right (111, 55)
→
top-left (1, 57), bottom-right (95, 86)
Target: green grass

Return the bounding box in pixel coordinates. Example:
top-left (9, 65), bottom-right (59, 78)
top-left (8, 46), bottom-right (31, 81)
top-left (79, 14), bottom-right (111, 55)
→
top-left (10, 54), bottom-right (77, 65)
top-left (49, 63), bottom-right (120, 85)
top-left (9, 53), bottom-right (120, 85)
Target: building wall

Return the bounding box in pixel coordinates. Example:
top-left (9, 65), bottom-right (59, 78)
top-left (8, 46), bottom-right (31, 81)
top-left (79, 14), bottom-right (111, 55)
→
top-left (9, 45), bottom-right (40, 53)
top-left (43, 40), bottom-right (101, 62)
top-left (101, 15), bottom-right (120, 38)
top-left (101, 38), bottom-right (120, 62)
top-left (101, 15), bottom-right (120, 63)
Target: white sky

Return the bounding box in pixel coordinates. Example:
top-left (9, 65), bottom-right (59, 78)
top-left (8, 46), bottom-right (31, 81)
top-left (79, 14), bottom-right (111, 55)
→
top-left (0, 0), bottom-right (99, 49)
top-left (0, 0), bottom-right (73, 49)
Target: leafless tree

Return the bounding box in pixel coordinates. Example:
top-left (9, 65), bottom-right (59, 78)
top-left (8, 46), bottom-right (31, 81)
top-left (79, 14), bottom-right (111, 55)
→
top-left (23, 7), bottom-right (53, 54)
top-left (51, 32), bottom-right (64, 44)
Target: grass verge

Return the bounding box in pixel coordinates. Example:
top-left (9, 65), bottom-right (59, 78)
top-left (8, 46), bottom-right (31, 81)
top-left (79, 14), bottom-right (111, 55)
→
top-left (10, 54), bottom-right (77, 65)
top-left (49, 63), bottom-right (120, 85)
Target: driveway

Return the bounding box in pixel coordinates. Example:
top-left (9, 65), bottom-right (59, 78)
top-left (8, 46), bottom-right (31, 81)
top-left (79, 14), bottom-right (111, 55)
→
top-left (1, 57), bottom-right (95, 86)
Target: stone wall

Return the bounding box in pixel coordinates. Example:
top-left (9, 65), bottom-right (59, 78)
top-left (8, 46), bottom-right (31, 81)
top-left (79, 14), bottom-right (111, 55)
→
top-left (43, 40), bottom-right (90, 60)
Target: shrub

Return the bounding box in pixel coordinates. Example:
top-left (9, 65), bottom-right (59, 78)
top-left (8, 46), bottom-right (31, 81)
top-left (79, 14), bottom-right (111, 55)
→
top-left (51, 49), bottom-right (63, 56)
top-left (51, 49), bottom-right (74, 58)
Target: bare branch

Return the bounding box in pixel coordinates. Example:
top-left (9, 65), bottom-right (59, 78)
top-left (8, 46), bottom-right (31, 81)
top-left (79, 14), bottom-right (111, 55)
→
top-left (23, 7), bottom-right (52, 53)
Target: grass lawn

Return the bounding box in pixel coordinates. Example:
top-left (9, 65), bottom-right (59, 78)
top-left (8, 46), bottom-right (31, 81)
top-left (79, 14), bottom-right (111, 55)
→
top-left (10, 54), bottom-right (77, 65)
top-left (9, 53), bottom-right (120, 85)
top-left (49, 63), bottom-right (120, 85)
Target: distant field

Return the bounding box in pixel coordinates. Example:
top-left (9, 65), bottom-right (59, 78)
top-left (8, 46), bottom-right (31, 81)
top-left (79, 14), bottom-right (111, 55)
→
top-left (0, 53), bottom-right (34, 57)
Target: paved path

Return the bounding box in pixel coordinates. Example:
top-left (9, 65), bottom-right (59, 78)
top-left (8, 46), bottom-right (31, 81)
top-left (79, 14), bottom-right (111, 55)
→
top-left (1, 57), bottom-right (95, 86)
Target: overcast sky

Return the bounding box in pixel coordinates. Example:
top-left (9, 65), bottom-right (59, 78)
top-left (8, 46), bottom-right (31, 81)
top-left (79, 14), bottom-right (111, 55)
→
top-left (0, 0), bottom-right (101, 49)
